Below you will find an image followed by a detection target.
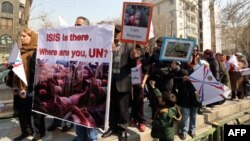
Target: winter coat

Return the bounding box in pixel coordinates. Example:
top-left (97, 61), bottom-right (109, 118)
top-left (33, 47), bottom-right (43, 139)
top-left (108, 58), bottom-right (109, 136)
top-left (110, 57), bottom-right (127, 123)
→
top-left (151, 105), bottom-right (181, 140)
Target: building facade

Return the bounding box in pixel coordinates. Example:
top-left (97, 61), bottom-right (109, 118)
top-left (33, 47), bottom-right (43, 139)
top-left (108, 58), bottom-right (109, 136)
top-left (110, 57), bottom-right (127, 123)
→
top-left (200, 0), bottom-right (221, 52)
top-left (143, 0), bottom-right (199, 43)
top-left (0, 0), bottom-right (24, 63)
top-left (143, 0), bottom-right (221, 52)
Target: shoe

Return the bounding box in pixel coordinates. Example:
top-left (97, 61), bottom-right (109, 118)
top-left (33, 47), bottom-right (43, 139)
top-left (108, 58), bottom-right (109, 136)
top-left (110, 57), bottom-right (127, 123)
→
top-left (31, 132), bottom-right (45, 141)
top-left (188, 131), bottom-right (196, 138)
top-left (13, 134), bottom-right (29, 141)
top-left (129, 120), bottom-right (137, 127)
top-left (61, 124), bottom-right (74, 132)
top-left (118, 130), bottom-right (127, 141)
top-left (198, 109), bottom-right (203, 115)
top-left (179, 133), bottom-right (186, 140)
top-left (238, 99), bottom-right (242, 102)
top-left (47, 124), bottom-right (59, 131)
top-left (137, 123), bottom-right (145, 132)
top-left (102, 128), bottom-right (118, 138)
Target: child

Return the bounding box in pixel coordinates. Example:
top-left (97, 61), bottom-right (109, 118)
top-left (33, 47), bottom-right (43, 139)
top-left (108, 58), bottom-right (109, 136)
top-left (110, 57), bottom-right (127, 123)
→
top-left (150, 81), bottom-right (182, 141)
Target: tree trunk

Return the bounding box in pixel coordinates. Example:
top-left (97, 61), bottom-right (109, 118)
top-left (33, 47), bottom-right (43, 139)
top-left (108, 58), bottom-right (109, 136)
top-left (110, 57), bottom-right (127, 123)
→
top-left (209, 0), bottom-right (216, 52)
top-left (20, 0), bottom-right (33, 29)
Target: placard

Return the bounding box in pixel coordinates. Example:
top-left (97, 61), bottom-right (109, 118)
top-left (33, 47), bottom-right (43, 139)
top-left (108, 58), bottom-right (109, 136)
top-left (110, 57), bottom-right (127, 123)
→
top-left (159, 37), bottom-right (196, 62)
top-left (121, 2), bottom-right (153, 45)
top-left (131, 65), bottom-right (142, 85)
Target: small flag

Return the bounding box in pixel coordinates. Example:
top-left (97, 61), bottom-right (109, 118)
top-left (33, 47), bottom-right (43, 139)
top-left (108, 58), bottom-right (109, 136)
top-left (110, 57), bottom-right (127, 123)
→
top-left (58, 15), bottom-right (69, 27)
top-left (8, 43), bottom-right (28, 86)
top-left (189, 65), bottom-right (225, 106)
top-left (148, 21), bottom-right (154, 40)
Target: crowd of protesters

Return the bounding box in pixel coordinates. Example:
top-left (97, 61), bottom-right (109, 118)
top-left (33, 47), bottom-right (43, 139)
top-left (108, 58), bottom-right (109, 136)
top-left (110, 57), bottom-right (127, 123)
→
top-left (3, 19), bottom-right (250, 141)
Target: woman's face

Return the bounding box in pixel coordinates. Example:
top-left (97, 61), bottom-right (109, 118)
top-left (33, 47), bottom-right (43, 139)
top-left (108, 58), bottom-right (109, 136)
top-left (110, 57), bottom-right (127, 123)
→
top-left (21, 31), bottom-right (31, 46)
top-left (193, 47), bottom-right (198, 55)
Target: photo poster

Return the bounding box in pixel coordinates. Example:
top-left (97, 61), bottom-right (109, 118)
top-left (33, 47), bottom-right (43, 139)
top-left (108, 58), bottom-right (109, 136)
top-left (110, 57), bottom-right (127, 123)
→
top-left (32, 25), bottom-right (114, 130)
top-left (121, 2), bottom-right (153, 45)
top-left (159, 37), bottom-right (196, 62)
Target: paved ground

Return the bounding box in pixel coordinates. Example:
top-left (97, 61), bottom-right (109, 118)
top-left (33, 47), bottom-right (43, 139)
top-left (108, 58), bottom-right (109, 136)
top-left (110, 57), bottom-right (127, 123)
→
top-left (1, 98), bottom-right (250, 141)
top-left (0, 100), bottom-right (153, 141)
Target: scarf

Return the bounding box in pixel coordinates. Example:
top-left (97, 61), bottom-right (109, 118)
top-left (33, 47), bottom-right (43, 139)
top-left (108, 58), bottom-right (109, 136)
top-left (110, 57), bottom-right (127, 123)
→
top-left (13, 30), bottom-right (37, 92)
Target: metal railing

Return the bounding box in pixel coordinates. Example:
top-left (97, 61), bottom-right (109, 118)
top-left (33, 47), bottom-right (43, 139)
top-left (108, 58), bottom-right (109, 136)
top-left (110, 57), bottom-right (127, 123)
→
top-left (211, 109), bottom-right (250, 141)
top-left (189, 127), bottom-right (216, 141)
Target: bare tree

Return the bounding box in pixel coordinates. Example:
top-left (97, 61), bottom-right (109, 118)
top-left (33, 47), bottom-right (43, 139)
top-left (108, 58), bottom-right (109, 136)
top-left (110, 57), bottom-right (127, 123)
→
top-left (20, 0), bottom-right (33, 29)
top-left (220, 0), bottom-right (250, 55)
top-left (29, 9), bottom-right (56, 30)
top-left (39, 11), bottom-right (56, 29)
top-left (209, 0), bottom-right (216, 52)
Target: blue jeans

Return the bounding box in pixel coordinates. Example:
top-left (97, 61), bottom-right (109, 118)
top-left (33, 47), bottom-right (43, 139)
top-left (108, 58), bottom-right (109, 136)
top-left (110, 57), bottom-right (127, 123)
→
top-left (75, 125), bottom-right (98, 141)
top-left (179, 107), bottom-right (198, 134)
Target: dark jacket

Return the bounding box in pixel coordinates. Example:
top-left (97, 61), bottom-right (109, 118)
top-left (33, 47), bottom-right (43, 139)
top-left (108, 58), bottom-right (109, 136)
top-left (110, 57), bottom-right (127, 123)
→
top-left (207, 58), bottom-right (220, 81)
top-left (175, 65), bottom-right (200, 107)
top-left (28, 51), bottom-right (36, 94)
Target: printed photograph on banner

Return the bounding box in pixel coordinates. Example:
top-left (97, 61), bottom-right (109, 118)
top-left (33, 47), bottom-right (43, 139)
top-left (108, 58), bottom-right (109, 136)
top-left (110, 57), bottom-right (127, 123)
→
top-left (159, 37), bottom-right (196, 62)
top-left (121, 2), bottom-right (153, 45)
top-left (33, 25), bottom-right (113, 129)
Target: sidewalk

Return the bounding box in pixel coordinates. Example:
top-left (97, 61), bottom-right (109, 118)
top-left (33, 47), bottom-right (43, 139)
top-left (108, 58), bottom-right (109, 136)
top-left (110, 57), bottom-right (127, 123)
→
top-left (0, 100), bottom-right (153, 141)
top-left (1, 98), bottom-right (250, 141)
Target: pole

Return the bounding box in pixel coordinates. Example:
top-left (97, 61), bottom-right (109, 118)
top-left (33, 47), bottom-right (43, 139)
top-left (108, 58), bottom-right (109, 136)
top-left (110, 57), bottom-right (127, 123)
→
top-left (171, 21), bottom-right (173, 37)
top-left (209, 0), bottom-right (216, 52)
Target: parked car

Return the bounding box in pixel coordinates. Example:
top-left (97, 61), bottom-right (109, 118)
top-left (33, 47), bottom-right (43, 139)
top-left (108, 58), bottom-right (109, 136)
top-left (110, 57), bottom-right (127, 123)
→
top-left (0, 64), bottom-right (14, 118)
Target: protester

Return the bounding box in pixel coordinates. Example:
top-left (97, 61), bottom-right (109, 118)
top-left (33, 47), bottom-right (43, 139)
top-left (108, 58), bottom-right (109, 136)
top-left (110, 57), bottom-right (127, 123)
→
top-left (9, 29), bottom-right (45, 141)
top-left (203, 49), bottom-right (220, 108)
top-left (47, 118), bottom-right (73, 132)
top-left (72, 16), bottom-right (98, 141)
top-left (102, 24), bottom-right (135, 141)
top-left (44, 16), bottom-right (96, 141)
top-left (235, 52), bottom-right (249, 97)
top-left (203, 49), bottom-right (220, 81)
top-left (175, 62), bottom-right (199, 140)
top-left (147, 37), bottom-right (174, 119)
top-left (129, 44), bottom-right (149, 132)
top-left (229, 52), bottom-right (248, 101)
top-left (217, 53), bottom-right (231, 87)
top-left (150, 80), bottom-right (181, 141)
top-left (189, 45), bottom-right (201, 69)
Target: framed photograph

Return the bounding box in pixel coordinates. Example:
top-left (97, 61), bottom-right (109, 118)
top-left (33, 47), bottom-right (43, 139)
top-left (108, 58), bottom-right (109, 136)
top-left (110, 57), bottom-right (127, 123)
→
top-left (159, 37), bottom-right (196, 62)
top-left (120, 2), bottom-right (153, 45)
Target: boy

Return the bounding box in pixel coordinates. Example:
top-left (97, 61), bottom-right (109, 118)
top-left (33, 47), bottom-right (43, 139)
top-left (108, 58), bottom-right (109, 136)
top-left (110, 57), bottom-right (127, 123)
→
top-left (150, 81), bottom-right (182, 141)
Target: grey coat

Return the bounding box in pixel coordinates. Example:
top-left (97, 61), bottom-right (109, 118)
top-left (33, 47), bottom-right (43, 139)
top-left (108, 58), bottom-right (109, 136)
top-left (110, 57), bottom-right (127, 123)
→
top-left (115, 44), bottom-right (134, 92)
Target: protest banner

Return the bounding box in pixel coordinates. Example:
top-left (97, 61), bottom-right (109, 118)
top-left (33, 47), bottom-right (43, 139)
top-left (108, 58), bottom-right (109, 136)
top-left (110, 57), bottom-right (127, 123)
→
top-left (159, 37), bottom-right (196, 62)
top-left (121, 2), bottom-right (153, 45)
top-left (33, 25), bottom-right (113, 130)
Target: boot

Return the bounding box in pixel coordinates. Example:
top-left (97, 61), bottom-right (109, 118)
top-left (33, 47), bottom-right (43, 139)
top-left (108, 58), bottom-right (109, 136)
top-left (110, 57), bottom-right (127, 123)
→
top-left (230, 91), bottom-right (236, 100)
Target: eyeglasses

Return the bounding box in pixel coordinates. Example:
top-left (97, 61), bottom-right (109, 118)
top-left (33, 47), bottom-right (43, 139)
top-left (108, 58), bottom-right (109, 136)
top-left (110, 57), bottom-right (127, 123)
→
top-left (75, 24), bottom-right (82, 26)
top-left (194, 49), bottom-right (198, 52)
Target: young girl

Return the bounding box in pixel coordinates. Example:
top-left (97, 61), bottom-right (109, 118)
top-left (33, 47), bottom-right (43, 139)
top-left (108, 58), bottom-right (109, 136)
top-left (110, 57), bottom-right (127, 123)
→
top-left (150, 81), bottom-right (182, 141)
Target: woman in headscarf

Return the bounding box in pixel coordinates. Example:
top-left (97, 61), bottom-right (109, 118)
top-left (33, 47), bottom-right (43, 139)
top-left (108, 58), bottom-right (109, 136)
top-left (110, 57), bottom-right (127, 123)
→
top-left (13, 29), bottom-right (45, 141)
